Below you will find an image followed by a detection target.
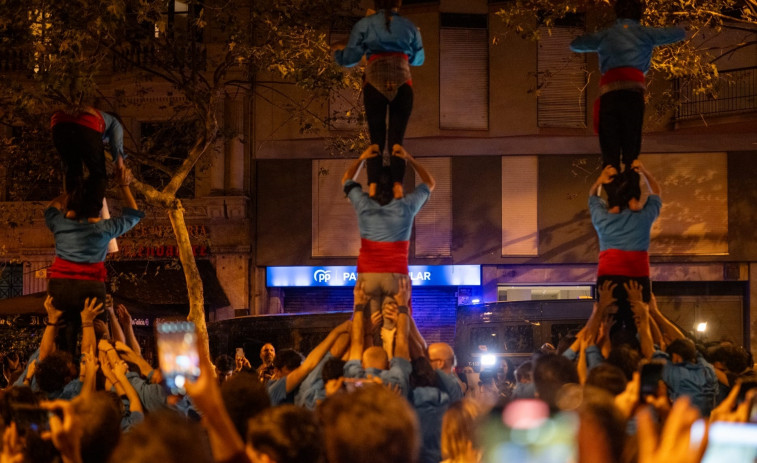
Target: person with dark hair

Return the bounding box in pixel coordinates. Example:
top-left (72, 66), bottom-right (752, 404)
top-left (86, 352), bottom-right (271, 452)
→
top-left (45, 165), bottom-right (143, 355)
top-left (589, 161), bottom-right (661, 334)
top-left (246, 405), bottom-right (324, 463)
top-left (532, 354), bottom-right (579, 412)
top-left (35, 351), bottom-right (80, 399)
top-left (266, 320), bottom-right (351, 406)
top-left (334, 0), bottom-right (424, 199)
top-left (319, 384), bottom-right (420, 463)
top-left (215, 354), bottom-right (236, 384)
top-left (221, 372), bottom-right (271, 439)
top-left (341, 146), bottom-right (435, 349)
top-left (586, 363), bottom-right (628, 396)
top-left (605, 345), bottom-right (641, 382)
top-left (512, 361), bottom-right (535, 399)
top-left (570, 0), bottom-right (685, 171)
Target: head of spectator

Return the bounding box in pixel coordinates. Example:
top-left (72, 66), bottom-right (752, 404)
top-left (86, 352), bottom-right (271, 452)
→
top-left (322, 357), bottom-right (346, 397)
top-left (410, 356), bottom-right (438, 389)
top-left (246, 404), bottom-right (324, 463)
top-left (428, 343), bottom-right (456, 374)
top-left (497, 358), bottom-right (515, 385)
top-left (215, 354), bottom-right (236, 384)
top-left (514, 361), bottom-right (532, 384)
top-left (319, 384), bottom-right (420, 463)
top-left (272, 349), bottom-right (304, 379)
top-left (110, 410), bottom-right (213, 463)
top-left (73, 391), bottom-right (122, 463)
top-left (362, 346), bottom-right (389, 370)
top-left (557, 333), bottom-right (578, 356)
top-left (614, 0), bottom-right (643, 21)
top-left (586, 363), bottom-right (628, 396)
top-left (220, 371), bottom-right (271, 438)
top-left (666, 339), bottom-right (698, 364)
top-left (576, 386), bottom-right (627, 463)
top-left (441, 399), bottom-right (483, 463)
top-left (605, 345), bottom-right (641, 382)
top-left (36, 351), bottom-right (76, 394)
top-left (533, 354), bottom-right (579, 412)
top-left (260, 343), bottom-right (276, 367)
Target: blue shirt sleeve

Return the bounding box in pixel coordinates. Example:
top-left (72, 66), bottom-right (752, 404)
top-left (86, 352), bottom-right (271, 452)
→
top-left (334, 18), bottom-right (370, 67)
top-left (436, 370), bottom-right (463, 403)
top-left (295, 353), bottom-right (332, 410)
top-left (646, 26), bottom-right (686, 46)
top-left (640, 194), bottom-right (662, 224)
top-left (343, 359), bottom-right (365, 378)
top-left (346, 181), bottom-right (370, 213)
top-left (585, 345), bottom-right (605, 370)
top-left (121, 411), bottom-right (144, 432)
top-left (570, 31), bottom-right (603, 53)
top-left (408, 28), bottom-right (424, 66)
top-left (99, 207), bottom-right (145, 240)
top-left (44, 207), bottom-right (64, 233)
top-left (100, 111), bottom-right (125, 161)
top-left (267, 378), bottom-right (289, 406)
top-left (380, 357), bottom-right (412, 397)
top-left (126, 373), bottom-right (167, 413)
top-left (562, 347), bottom-right (578, 362)
top-left (402, 183), bottom-right (431, 215)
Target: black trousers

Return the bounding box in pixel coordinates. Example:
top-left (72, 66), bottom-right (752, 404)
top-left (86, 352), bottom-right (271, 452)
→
top-left (598, 89), bottom-right (645, 171)
top-left (363, 83), bottom-right (413, 185)
top-left (596, 274), bottom-right (651, 336)
top-left (47, 278), bottom-right (107, 356)
top-left (52, 122), bottom-right (107, 218)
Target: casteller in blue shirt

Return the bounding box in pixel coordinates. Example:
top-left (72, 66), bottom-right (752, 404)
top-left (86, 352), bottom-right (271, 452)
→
top-left (334, 10), bottom-right (424, 68)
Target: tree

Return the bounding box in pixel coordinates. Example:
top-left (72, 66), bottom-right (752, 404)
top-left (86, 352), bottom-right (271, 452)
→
top-left (494, 0), bottom-right (757, 114)
top-left (0, 0), bottom-right (362, 360)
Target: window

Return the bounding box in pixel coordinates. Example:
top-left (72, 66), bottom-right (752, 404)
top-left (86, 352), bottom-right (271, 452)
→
top-left (311, 159), bottom-right (361, 257)
top-left (414, 158), bottom-right (452, 257)
top-left (440, 14), bottom-right (489, 130)
top-left (0, 264), bottom-right (23, 300)
top-left (497, 285), bottom-right (593, 302)
top-left (537, 26), bottom-right (587, 128)
top-left (140, 121), bottom-right (197, 198)
top-left (502, 156), bottom-right (538, 256)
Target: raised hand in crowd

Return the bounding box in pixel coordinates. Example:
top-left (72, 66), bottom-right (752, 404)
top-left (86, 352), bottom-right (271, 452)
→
top-left (710, 381), bottom-right (754, 423)
top-left (21, 359), bottom-right (36, 387)
top-left (0, 422), bottom-right (23, 463)
top-left (625, 281), bottom-right (654, 359)
top-left (40, 295), bottom-right (62, 361)
top-left (81, 297), bottom-right (104, 357)
top-left (234, 353), bottom-right (252, 374)
top-left (79, 348), bottom-right (98, 396)
top-left (637, 397), bottom-right (705, 463)
top-left (104, 296), bottom-right (126, 345)
top-left (115, 303), bottom-right (142, 355)
top-left (41, 400), bottom-right (83, 463)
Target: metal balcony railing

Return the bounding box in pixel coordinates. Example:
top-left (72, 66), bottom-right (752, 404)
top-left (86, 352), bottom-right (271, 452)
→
top-left (675, 66), bottom-right (757, 121)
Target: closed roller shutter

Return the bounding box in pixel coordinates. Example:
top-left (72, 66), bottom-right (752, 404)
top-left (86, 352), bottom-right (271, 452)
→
top-left (502, 156), bottom-right (538, 256)
top-left (537, 26), bottom-right (587, 128)
top-left (414, 157), bottom-right (452, 257)
top-left (312, 159), bottom-right (361, 257)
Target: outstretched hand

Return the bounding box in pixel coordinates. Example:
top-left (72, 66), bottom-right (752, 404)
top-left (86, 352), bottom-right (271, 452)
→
top-left (392, 277), bottom-right (411, 308)
top-left (80, 298), bottom-right (104, 325)
top-left (44, 295), bottom-right (63, 326)
top-left (637, 397), bottom-right (704, 463)
top-left (598, 165), bottom-right (618, 184)
top-left (358, 145), bottom-right (379, 161)
top-left (353, 281), bottom-right (370, 307)
top-left (41, 400), bottom-right (83, 463)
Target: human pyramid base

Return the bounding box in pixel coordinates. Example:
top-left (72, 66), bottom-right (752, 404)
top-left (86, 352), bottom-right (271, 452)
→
top-left (1, 1), bottom-right (755, 463)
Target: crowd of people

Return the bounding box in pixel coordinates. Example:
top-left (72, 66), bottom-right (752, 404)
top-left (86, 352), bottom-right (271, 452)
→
top-left (1, 0), bottom-right (754, 462)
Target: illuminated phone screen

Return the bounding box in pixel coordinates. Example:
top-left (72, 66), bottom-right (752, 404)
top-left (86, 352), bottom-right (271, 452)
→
top-left (155, 319), bottom-right (200, 395)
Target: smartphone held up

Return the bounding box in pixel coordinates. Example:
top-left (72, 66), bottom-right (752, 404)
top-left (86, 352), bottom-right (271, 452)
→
top-left (155, 318), bottom-right (201, 395)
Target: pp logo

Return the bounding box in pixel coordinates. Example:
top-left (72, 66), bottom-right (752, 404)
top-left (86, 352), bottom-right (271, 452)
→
top-left (314, 269), bottom-right (331, 283)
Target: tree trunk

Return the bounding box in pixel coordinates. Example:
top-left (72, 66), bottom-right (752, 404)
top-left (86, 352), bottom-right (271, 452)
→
top-left (167, 201), bottom-right (211, 362)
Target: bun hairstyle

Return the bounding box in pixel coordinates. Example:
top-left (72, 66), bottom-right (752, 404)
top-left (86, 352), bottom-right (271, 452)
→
top-left (374, 0), bottom-right (402, 30)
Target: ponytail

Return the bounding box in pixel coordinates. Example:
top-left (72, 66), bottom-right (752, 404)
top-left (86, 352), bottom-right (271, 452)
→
top-left (374, 0), bottom-right (402, 31)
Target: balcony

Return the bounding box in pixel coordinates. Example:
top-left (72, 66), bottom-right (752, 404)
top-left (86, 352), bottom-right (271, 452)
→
top-left (675, 66), bottom-right (757, 122)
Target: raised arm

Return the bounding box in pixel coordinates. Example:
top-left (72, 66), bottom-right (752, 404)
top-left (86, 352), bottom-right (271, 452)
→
top-left (116, 303), bottom-right (142, 356)
top-left (116, 166), bottom-right (138, 210)
top-left (589, 165), bottom-right (617, 197)
top-left (648, 293), bottom-right (685, 343)
top-left (632, 160), bottom-right (661, 196)
top-left (286, 319), bottom-right (351, 393)
top-left (393, 146), bottom-right (435, 191)
top-left (342, 146), bottom-right (379, 185)
top-left (104, 299), bottom-right (126, 345)
top-left (80, 298), bottom-right (104, 357)
top-left (40, 296), bottom-right (63, 361)
top-left (349, 282), bottom-right (369, 361)
top-left (626, 282), bottom-right (655, 360)
top-left (392, 278), bottom-right (411, 361)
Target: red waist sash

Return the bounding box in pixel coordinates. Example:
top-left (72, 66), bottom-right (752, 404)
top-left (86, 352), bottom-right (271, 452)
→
top-left (597, 249), bottom-right (649, 278)
top-left (357, 238), bottom-right (409, 274)
top-left (47, 257), bottom-right (107, 282)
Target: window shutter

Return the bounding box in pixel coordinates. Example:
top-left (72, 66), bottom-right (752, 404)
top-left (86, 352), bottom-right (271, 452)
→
top-left (414, 157), bottom-right (452, 257)
top-left (440, 18), bottom-right (488, 130)
top-left (502, 156), bottom-right (538, 256)
top-left (312, 159), bottom-right (361, 257)
top-left (537, 26), bottom-right (587, 128)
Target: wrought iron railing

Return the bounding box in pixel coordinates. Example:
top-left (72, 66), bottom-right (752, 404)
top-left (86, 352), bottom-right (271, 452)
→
top-left (675, 66), bottom-right (757, 121)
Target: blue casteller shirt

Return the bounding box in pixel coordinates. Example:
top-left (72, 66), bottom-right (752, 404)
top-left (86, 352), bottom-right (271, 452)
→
top-left (345, 180), bottom-right (430, 242)
top-left (45, 207), bottom-right (144, 263)
top-left (294, 353), bottom-right (333, 410)
top-left (100, 111), bottom-right (125, 161)
top-left (570, 19), bottom-right (685, 74)
top-left (653, 350), bottom-right (718, 417)
top-left (589, 195), bottom-right (661, 251)
top-left (412, 386), bottom-right (450, 463)
top-left (335, 11), bottom-right (424, 68)
top-left (343, 357), bottom-right (412, 397)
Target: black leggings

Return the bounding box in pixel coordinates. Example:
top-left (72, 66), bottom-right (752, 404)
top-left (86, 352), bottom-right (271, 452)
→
top-left (598, 89), bottom-right (645, 172)
top-left (363, 83), bottom-right (413, 185)
top-left (52, 122), bottom-right (106, 218)
top-left (47, 278), bottom-right (107, 356)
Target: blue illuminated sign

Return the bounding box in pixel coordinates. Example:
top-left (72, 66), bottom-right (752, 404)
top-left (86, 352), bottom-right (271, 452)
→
top-left (267, 265), bottom-right (481, 287)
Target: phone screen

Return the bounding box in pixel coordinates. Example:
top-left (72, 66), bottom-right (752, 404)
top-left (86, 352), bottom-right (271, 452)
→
top-left (481, 400), bottom-right (577, 463)
top-left (693, 420), bottom-right (757, 462)
top-left (10, 404), bottom-right (50, 434)
top-left (639, 363), bottom-right (664, 400)
top-left (155, 319), bottom-right (200, 395)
